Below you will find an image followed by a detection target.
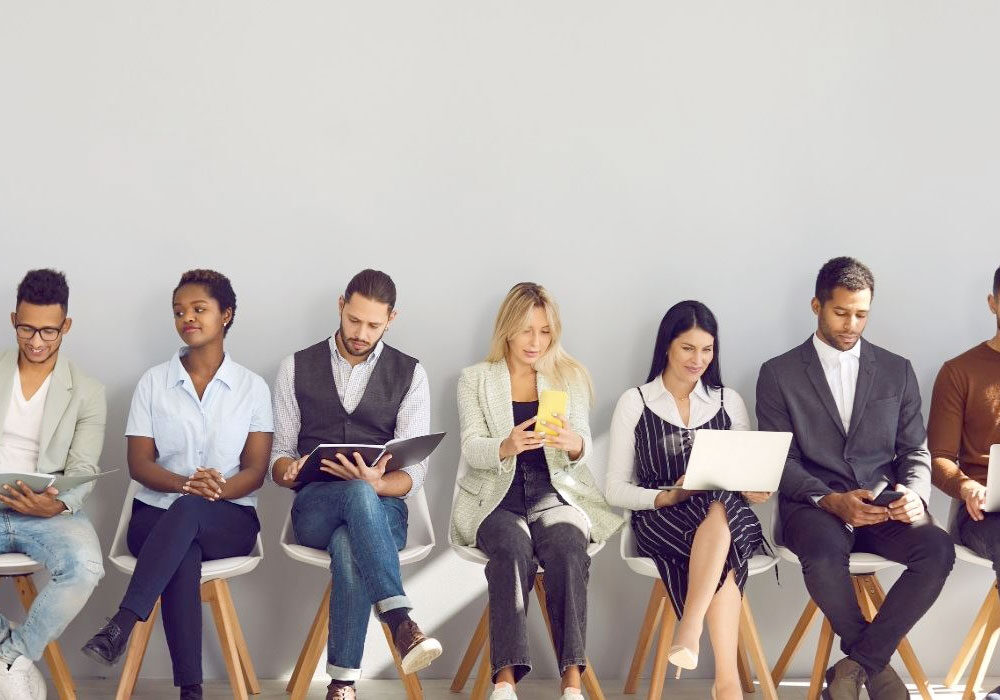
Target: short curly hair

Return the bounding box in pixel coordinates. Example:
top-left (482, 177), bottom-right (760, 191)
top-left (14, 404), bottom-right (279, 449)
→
top-left (173, 269), bottom-right (237, 335)
top-left (17, 269), bottom-right (69, 311)
top-left (815, 256), bottom-right (875, 305)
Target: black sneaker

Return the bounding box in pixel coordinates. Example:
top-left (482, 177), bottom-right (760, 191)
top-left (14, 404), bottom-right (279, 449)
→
top-left (81, 619), bottom-right (130, 666)
top-left (180, 684), bottom-right (203, 700)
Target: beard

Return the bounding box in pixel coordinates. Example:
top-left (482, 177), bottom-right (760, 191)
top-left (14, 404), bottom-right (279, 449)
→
top-left (337, 325), bottom-right (386, 357)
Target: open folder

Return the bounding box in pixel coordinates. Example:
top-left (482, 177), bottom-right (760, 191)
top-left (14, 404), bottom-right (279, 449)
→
top-left (296, 432), bottom-right (446, 485)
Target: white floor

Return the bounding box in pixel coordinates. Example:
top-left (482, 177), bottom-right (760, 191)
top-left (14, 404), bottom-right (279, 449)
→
top-left (69, 678), bottom-right (999, 698)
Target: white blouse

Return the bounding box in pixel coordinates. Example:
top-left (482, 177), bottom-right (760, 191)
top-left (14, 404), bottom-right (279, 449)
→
top-left (604, 377), bottom-right (752, 511)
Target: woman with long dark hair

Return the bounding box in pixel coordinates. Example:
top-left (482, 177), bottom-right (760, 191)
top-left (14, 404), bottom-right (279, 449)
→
top-left (604, 301), bottom-right (769, 700)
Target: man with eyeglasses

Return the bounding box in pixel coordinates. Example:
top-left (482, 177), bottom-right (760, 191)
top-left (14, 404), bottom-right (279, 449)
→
top-left (0, 269), bottom-right (106, 700)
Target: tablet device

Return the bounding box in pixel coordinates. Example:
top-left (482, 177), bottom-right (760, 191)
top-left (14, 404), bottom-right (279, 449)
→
top-left (982, 444), bottom-right (1000, 512)
top-left (661, 429), bottom-right (793, 492)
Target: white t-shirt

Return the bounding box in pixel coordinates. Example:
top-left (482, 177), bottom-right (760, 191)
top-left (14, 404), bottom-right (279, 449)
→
top-left (0, 372), bottom-right (52, 474)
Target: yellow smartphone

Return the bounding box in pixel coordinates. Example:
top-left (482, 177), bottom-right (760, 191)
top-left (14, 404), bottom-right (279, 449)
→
top-left (536, 390), bottom-right (568, 436)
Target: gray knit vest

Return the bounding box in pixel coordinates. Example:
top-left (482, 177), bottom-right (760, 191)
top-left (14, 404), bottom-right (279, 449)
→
top-left (293, 339), bottom-right (418, 456)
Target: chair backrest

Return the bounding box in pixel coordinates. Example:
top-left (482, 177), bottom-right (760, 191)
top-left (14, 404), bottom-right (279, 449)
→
top-left (109, 479), bottom-right (264, 566)
top-left (947, 498), bottom-right (962, 539)
top-left (619, 509), bottom-right (638, 559)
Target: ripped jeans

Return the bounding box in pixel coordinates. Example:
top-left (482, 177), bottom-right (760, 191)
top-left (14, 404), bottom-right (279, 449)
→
top-left (0, 510), bottom-right (104, 664)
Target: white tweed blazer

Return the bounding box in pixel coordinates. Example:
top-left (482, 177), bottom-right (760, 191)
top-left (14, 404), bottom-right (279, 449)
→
top-left (449, 360), bottom-right (623, 547)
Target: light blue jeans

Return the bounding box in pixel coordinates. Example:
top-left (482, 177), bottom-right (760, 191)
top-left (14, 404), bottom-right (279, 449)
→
top-left (0, 510), bottom-right (104, 664)
top-left (291, 480), bottom-right (409, 682)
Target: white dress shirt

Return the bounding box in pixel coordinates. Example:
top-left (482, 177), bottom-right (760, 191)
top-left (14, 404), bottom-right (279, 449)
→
top-left (269, 337), bottom-right (431, 497)
top-left (126, 350), bottom-right (274, 508)
top-left (812, 333), bottom-right (861, 432)
top-left (605, 377), bottom-right (752, 511)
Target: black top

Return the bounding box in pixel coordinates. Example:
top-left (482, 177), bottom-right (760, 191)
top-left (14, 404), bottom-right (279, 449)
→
top-left (495, 400), bottom-right (560, 517)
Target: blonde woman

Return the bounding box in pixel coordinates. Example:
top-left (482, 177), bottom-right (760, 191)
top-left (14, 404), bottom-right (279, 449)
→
top-left (452, 283), bottom-right (622, 700)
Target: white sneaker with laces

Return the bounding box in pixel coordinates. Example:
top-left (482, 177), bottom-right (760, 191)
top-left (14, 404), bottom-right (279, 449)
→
top-left (0, 656), bottom-right (46, 700)
top-left (489, 682), bottom-right (517, 700)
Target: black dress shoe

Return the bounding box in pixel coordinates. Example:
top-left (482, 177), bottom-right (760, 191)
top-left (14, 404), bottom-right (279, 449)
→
top-left (180, 684), bottom-right (203, 700)
top-left (81, 619), bottom-right (130, 666)
top-left (985, 684), bottom-right (1000, 700)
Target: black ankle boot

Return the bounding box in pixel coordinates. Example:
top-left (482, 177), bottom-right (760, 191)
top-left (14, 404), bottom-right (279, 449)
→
top-left (80, 618), bottom-right (130, 666)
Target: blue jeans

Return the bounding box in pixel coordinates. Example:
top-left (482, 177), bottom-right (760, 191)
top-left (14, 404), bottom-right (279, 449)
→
top-left (291, 481), bottom-right (409, 681)
top-left (0, 510), bottom-right (104, 664)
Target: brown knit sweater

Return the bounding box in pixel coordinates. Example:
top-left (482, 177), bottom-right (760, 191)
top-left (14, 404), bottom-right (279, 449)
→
top-left (928, 342), bottom-right (1000, 498)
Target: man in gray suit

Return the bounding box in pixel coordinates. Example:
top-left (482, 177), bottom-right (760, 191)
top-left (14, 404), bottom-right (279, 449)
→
top-left (756, 257), bottom-right (954, 700)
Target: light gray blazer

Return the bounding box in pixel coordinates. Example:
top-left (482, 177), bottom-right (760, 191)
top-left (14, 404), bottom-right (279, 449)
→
top-left (450, 360), bottom-right (623, 547)
top-left (0, 349), bottom-right (107, 513)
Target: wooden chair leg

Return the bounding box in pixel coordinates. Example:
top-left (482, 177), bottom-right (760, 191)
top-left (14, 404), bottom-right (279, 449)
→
top-left (624, 580), bottom-right (667, 694)
top-left (863, 576), bottom-right (935, 700)
top-left (737, 636), bottom-right (754, 693)
top-left (808, 617), bottom-right (835, 700)
top-left (739, 597), bottom-right (780, 700)
top-left (14, 575), bottom-right (76, 700)
top-left (962, 597), bottom-right (1000, 700)
top-left (771, 598), bottom-right (820, 684)
top-left (470, 634), bottom-right (492, 700)
top-left (451, 605), bottom-right (489, 692)
top-left (647, 594), bottom-right (675, 700)
top-left (533, 575), bottom-right (605, 700)
top-left (946, 583), bottom-right (997, 687)
top-left (214, 576), bottom-right (261, 695)
top-left (203, 579), bottom-right (249, 700)
top-left (114, 598), bottom-right (160, 700)
top-left (381, 621), bottom-right (422, 700)
top-left (287, 582), bottom-right (331, 700)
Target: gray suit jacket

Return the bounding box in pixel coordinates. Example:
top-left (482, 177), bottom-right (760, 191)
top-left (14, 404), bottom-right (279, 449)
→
top-left (0, 349), bottom-right (107, 513)
top-left (755, 337), bottom-right (931, 530)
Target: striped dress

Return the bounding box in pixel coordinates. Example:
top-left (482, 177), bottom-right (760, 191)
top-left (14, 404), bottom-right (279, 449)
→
top-left (631, 386), bottom-right (764, 617)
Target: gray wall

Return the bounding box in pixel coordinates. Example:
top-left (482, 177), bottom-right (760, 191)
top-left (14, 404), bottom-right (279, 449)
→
top-left (1, 1), bottom-right (999, 684)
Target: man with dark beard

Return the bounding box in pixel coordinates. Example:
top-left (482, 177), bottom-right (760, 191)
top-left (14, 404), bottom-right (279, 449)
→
top-left (756, 256), bottom-right (954, 700)
top-left (929, 265), bottom-right (1000, 700)
top-left (270, 269), bottom-right (441, 700)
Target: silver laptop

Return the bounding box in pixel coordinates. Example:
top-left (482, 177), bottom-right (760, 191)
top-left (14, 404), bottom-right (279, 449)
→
top-left (663, 429), bottom-right (793, 492)
top-left (982, 444), bottom-right (1000, 512)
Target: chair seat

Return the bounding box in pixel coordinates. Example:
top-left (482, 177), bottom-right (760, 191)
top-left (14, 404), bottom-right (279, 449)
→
top-left (453, 541), bottom-right (606, 568)
top-left (0, 553), bottom-right (44, 576)
top-left (108, 553), bottom-right (262, 582)
top-left (776, 545), bottom-right (900, 575)
top-left (622, 551), bottom-right (778, 579)
top-left (956, 543), bottom-right (993, 568)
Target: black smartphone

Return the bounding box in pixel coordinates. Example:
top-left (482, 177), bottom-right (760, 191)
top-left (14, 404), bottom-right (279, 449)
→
top-left (870, 490), bottom-right (903, 507)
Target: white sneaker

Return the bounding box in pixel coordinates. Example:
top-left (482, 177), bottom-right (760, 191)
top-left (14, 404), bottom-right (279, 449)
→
top-left (559, 689), bottom-right (584, 700)
top-left (0, 656), bottom-right (46, 700)
top-left (490, 682), bottom-right (517, 700)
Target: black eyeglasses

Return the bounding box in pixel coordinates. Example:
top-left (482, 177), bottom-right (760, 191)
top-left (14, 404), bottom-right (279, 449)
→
top-left (15, 323), bottom-right (64, 341)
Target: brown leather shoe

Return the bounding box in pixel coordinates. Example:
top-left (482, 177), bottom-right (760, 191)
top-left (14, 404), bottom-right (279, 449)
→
top-left (822, 657), bottom-right (866, 700)
top-left (865, 665), bottom-right (908, 700)
top-left (326, 681), bottom-right (356, 700)
top-left (393, 619), bottom-right (443, 674)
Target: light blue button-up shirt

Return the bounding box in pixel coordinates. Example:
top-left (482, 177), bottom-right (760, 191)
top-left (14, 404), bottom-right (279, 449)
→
top-left (126, 350), bottom-right (274, 508)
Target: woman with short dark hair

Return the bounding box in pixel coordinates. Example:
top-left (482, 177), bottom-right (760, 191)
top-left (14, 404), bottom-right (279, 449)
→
top-left (82, 269), bottom-right (273, 700)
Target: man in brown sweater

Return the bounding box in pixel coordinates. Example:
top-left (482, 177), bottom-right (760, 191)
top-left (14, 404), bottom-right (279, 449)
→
top-left (928, 265), bottom-right (1000, 699)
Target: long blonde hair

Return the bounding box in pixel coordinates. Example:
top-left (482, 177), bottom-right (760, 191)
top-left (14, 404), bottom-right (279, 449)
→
top-left (486, 282), bottom-right (594, 402)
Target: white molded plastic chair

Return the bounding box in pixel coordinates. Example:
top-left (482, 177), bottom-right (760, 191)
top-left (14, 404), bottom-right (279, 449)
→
top-left (943, 498), bottom-right (999, 698)
top-left (107, 481), bottom-right (264, 700)
top-left (0, 553), bottom-right (76, 699)
top-left (280, 486), bottom-right (436, 700)
top-left (619, 509), bottom-right (780, 700)
top-left (448, 454), bottom-right (608, 700)
top-left (770, 503), bottom-right (934, 700)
